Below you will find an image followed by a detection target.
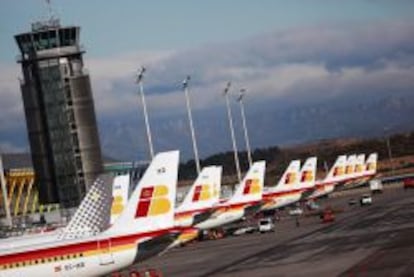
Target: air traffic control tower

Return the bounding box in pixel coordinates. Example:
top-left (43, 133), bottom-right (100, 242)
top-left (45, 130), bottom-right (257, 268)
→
top-left (15, 18), bottom-right (103, 208)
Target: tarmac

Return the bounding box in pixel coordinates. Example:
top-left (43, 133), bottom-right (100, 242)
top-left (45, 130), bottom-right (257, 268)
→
top-left (137, 185), bottom-right (414, 276)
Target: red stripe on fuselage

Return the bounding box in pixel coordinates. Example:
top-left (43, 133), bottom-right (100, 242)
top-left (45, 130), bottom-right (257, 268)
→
top-left (214, 200), bottom-right (260, 212)
top-left (0, 228), bottom-right (175, 265)
top-left (263, 188), bottom-right (304, 199)
top-left (174, 207), bottom-right (212, 218)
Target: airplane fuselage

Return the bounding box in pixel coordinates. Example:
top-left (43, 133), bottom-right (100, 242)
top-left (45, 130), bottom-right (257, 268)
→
top-left (195, 201), bottom-right (257, 230)
top-left (0, 228), bottom-right (176, 277)
top-left (262, 189), bottom-right (304, 211)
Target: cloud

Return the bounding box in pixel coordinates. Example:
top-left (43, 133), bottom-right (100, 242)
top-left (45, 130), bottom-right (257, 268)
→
top-left (90, 19), bottom-right (414, 118)
top-left (1, 19), bottom-right (414, 157)
top-left (0, 63), bottom-right (26, 131)
top-left (0, 141), bottom-right (27, 153)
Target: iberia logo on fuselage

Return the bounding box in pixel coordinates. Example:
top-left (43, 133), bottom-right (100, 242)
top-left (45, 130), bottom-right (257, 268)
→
top-left (192, 184), bottom-right (212, 202)
top-left (243, 178), bottom-right (261, 195)
top-left (135, 185), bottom-right (171, 218)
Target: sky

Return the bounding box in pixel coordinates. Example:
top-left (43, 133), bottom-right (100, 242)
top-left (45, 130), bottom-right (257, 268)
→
top-left (1, 1), bottom-right (414, 160)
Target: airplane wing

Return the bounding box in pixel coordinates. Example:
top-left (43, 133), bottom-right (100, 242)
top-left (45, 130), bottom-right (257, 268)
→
top-left (135, 231), bottom-right (181, 261)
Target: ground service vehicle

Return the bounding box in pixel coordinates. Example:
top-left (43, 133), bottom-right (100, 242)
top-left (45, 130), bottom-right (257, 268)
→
top-left (404, 178), bottom-right (414, 189)
top-left (321, 209), bottom-right (335, 223)
top-left (370, 179), bottom-right (383, 194)
top-left (289, 207), bottom-right (304, 216)
top-left (258, 218), bottom-right (275, 233)
top-left (360, 194), bottom-right (373, 206)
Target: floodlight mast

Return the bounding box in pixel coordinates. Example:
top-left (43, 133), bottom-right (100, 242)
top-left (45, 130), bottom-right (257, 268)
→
top-left (224, 82), bottom-right (242, 184)
top-left (384, 127), bottom-right (395, 175)
top-left (237, 89), bottom-right (252, 167)
top-left (183, 76), bottom-right (201, 175)
top-left (136, 67), bottom-right (154, 160)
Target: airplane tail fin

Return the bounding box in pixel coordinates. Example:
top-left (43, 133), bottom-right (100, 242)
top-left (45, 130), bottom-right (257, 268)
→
top-left (59, 174), bottom-right (114, 239)
top-left (298, 157), bottom-right (317, 189)
top-left (105, 151), bottom-right (179, 235)
top-left (267, 160), bottom-right (301, 192)
top-left (324, 155), bottom-right (347, 182)
top-left (176, 166), bottom-right (222, 213)
top-left (354, 154), bottom-right (366, 177)
top-left (110, 174), bottom-right (130, 225)
top-left (365, 153), bottom-right (378, 176)
top-left (345, 154), bottom-right (357, 178)
top-left (228, 161), bottom-right (266, 205)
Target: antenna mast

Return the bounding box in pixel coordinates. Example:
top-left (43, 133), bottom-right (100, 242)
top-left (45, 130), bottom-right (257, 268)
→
top-left (44, 0), bottom-right (54, 20)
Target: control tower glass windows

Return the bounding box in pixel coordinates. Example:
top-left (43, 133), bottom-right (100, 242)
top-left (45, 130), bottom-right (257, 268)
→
top-left (16, 34), bottom-right (33, 54)
top-left (32, 30), bottom-right (59, 51)
top-left (59, 28), bottom-right (76, 47)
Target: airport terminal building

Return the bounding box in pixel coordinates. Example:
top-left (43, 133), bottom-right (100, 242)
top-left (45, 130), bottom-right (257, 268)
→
top-left (14, 19), bottom-right (103, 208)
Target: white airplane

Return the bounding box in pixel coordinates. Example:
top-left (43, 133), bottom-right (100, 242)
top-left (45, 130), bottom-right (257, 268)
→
top-left (344, 154), bottom-right (358, 179)
top-left (354, 154), bottom-right (367, 178)
top-left (194, 161), bottom-right (266, 231)
top-left (342, 154), bottom-right (367, 187)
top-left (0, 173), bottom-right (130, 250)
top-left (307, 155), bottom-right (348, 199)
top-left (172, 166), bottom-right (222, 245)
top-left (262, 157), bottom-right (317, 211)
top-left (174, 166), bottom-right (222, 228)
top-left (0, 150), bottom-right (180, 277)
top-left (109, 174), bottom-right (130, 226)
top-left (364, 153), bottom-right (378, 177)
top-left (350, 152), bottom-right (378, 186)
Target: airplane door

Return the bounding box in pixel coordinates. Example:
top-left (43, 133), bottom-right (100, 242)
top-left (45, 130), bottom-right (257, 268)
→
top-left (97, 239), bottom-right (115, 265)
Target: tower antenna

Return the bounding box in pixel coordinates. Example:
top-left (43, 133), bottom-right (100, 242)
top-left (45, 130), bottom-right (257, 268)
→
top-left (44, 0), bottom-right (54, 20)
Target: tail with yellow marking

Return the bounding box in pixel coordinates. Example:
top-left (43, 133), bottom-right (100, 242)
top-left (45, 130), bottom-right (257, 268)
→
top-left (110, 174), bottom-right (130, 225)
top-left (264, 160), bottom-right (301, 193)
top-left (105, 151), bottom-right (179, 236)
top-left (345, 154), bottom-right (357, 179)
top-left (176, 166), bottom-right (222, 213)
top-left (354, 154), bottom-right (366, 178)
top-left (298, 157), bottom-right (317, 190)
top-left (324, 155), bottom-right (347, 183)
top-left (365, 153), bottom-right (378, 176)
top-left (58, 174), bottom-right (114, 239)
top-left (227, 161), bottom-right (266, 205)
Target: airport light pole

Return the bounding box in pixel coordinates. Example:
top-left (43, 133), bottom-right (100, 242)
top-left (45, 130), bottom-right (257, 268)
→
top-left (136, 67), bottom-right (154, 160)
top-left (223, 82), bottom-right (242, 184)
top-left (183, 76), bottom-right (201, 175)
top-left (384, 127), bottom-right (395, 175)
top-left (237, 89), bottom-right (252, 167)
top-left (0, 154), bottom-right (12, 227)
